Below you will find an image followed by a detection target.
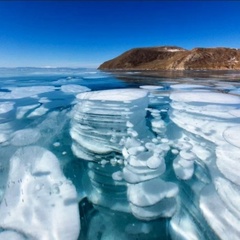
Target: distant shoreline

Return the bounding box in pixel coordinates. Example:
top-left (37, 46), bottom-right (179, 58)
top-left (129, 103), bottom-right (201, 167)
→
top-left (99, 46), bottom-right (240, 71)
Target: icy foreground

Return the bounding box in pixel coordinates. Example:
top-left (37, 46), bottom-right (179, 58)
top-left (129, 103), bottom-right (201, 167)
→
top-left (0, 147), bottom-right (80, 240)
top-left (71, 89), bottom-right (179, 220)
top-left (71, 84), bottom-right (240, 239)
top-left (169, 87), bottom-right (240, 240)
top-left (0, 68), bottom-right (240, 240)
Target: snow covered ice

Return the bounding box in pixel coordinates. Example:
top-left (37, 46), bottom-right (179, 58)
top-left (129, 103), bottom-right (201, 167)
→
top-left (0, 68), bottom-right (240, 239)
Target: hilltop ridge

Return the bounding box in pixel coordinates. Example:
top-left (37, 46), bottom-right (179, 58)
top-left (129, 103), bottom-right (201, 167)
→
top-left (98, 46), bottom-right (240, 70)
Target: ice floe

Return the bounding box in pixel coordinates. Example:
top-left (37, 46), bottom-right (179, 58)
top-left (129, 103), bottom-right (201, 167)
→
top-left (170, 91), bottom-right (240, 104)
top-left (139, 85), bottom-right (163, 90)
top-left (216, 144), bottom-right (240, 185)
top-left (170, 83), bottom-right (208, 89)
top-left (0, 146), bottom-right (80, 240)
top-left (200, 185), bottom-right (240, 240)
top-left (169, 88), bottom-right (240, 238)
top-left (71, 89), bottom-right (149, 160)
top-left (223, 126), bottom-right (240, 148)
top-left (0, 86), bottom-right (55, 99)
top-left (10, 128), bottom-right (41, 146)
top-left (61, 84), bottom-right (90, 94)
top-left (127, 178), bottom-right (178, 207)
top-left (0, 102), bottom-right (14, 114)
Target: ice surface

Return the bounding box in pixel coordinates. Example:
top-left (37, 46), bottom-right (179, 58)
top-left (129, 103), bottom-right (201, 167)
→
top-left (16, 104), bottom-right (40, 119)
top-left (0, 146), bottom-right (80, 240)
top-left (130, 197), bottom-right (177, 220)
top-left (169, 87), bottom-right (240, 239)
top-left (121, 113), bottom-right (178, 219)
top-left (223, 126), bottom-right (240, 148)
top-left (170, 91), bottom-right (240, 104)
top-left (77, 88), bottom-right (148, 101)
top-left (230, 88), bottom-right (240, 95)
top-left (0, 86), bottom-right (55, 99)
top-left (216, 144), bottom-right (240, 184)
top-left (0, 70), bottom-right (240, 239)
top-left (200, 185), bottom-right (240, 240)
top-left (139, 85), bottom-right (163, 90)
top-left (229, 109), bottom-right (240, 117)
top-left (71, 89), bottom-right (149, 160)
top-left (0, 102), bottom-right (14, 114)
top-left (173, 155), bottom-right (194, 180)
top-left (61, 84), bottom-right (90, 93)
top-left (170, 84), bottom-right (208, 89)
top-left (27, 106), bottom-right (49, 118)
top-left (0, 122), bottom-right (14, 144)
top-left (0, 231), bottom-right (26, 240)
top-left (214, 177), bottom-right (240, 218)
top-left (127, 178), bottom-right (178, 207)
top-left (10, 128), bottom-right (41, 146)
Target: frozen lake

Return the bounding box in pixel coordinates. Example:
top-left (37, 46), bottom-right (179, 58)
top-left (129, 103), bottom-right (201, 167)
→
top-left (0, 68), bottom-right (240, 240)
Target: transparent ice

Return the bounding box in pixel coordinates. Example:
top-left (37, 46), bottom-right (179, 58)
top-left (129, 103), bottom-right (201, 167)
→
top-left (0, 68), bottom-right (240, 239)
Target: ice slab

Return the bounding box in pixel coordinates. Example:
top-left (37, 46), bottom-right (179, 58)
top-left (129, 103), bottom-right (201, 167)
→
top-left (223, 126), bottom-right (240, 148)
top-left (216, 144), bottom-right (240, 185)
top-left (130, 197), bottom-right (177, 220)
top-left (230, 88), bottom-right (240, 95)
top-left (0, 231), bottom-right (26, 240)
top-left (171, 101), bottom-right (238, 119)
top-left (214, 177), bottom-right (240, 218)
top-left (0, 122), bottom-right (14, 144)
top-left (170, 110), bottom-right (238, 145)
top-left (27, 106), bottom-right (48, 118)
top-left (170, 213), bottom-right (200, 240)
top-left (0, 102), bottom-right (14, 114)
top-left (10, 129), bottom-right (41, 146)
top-left (127, 178), bottom-right (178, 207)
top-left (16, 104), bottom-right (40, 119)
top-left (0, 86), bottom-right (55, 99)
top-left (0, 146), bottom-right (80, 240)
top-left (61, 84), bottom-right (90, 94)
top-left (170, 84), bottom-right (207, 89)
top-left (229, 109), bottom-right (240, 117)
top-left (200, 185), bottom-right (240, 240)
top-left (170, 91), bottom-right (240, 104)
top-left (76, 88), bottom-right (148, 102)
top-left (139, 85), bottom-right (163, 90)
top-left (71, 89), bottom-right (149, 160)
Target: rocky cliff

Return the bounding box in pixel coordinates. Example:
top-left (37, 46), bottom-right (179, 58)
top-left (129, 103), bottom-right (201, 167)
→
top-left (98, 46), bottom-right (240, 70)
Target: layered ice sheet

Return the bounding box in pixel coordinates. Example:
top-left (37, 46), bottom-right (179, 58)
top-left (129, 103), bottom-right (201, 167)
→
top-left (70, 89), bottom-right (149, 160)
top-left (169, 88), bottom-right (240, 240)
top-left (71, 88), bottom-right (179, 221)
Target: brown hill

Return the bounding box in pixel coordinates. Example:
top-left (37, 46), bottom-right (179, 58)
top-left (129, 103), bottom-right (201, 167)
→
top-left (98, 46), bottom-right (240, 70)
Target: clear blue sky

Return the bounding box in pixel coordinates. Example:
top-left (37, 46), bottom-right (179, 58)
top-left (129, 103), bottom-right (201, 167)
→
top-left (0, 1), bottom-right (240, 68)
